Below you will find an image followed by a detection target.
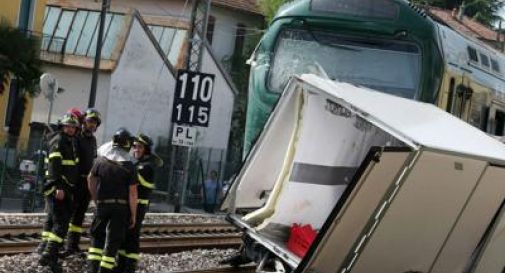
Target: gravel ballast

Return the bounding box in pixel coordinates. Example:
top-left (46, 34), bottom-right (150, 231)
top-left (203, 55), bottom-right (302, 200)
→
top-left (0, 248), bottom-right (239, 273)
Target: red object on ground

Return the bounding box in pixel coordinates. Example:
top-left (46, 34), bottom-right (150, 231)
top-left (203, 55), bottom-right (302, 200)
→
top-left (287, 223), bottom-right (317, 258)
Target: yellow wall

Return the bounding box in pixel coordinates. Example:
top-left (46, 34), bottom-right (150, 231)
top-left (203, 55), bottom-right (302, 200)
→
top-left (0, 0), bottom-right (47, 147)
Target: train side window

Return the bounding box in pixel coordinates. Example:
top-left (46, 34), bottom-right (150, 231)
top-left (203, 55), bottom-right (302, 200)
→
top-left (495, 110), bottom-right (505, 136)
top-left (491, 59), bottom-right (501, 74)
top-left (467, 46), bottom-right (478, 63)
top-left (480, 53), bottom-right (490, 69)
top-left (446, 78), bottom-right (455, 112)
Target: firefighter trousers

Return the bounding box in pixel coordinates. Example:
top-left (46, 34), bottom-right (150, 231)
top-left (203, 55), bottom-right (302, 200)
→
top-left (87, 203), bottom-right (128, 273)
top-left (66, 176), bottom-right (91, 250)
top-left (39, 193), bottom-right (73, 264)
top-left (116, 204), bottom-right (148, 273)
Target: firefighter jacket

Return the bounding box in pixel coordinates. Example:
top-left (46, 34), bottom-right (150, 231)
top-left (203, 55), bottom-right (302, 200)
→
top-left (43, 132), bottom-right (79, 196)
top-left (136, 155), bottom-right (155, 206)
top-left (77, 131), bottom-right (97, 176)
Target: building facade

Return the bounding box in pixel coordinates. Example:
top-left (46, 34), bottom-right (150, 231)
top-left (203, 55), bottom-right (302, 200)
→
top-left (0, 0), bottom-right (46, 150)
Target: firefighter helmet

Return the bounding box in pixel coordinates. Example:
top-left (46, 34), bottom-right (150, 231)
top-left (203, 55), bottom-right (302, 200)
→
top-left (66, 107), bottom-right (83, 124)
top-left (59, 113), bottom-right (80, 127)
top-left (134, 133), bottom-right (153, 154)
top-left (112, 128), bottom-right (133, 150)
top-left (84, 108), bottom-right (101, 127)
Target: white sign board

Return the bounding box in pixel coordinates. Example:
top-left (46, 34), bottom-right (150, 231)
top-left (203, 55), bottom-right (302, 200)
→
top-left (172, 124), bottom-right (196, 147)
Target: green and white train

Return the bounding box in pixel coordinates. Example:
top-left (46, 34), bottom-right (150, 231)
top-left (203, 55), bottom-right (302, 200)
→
top-left (244, 0), bottom-right (505, 154)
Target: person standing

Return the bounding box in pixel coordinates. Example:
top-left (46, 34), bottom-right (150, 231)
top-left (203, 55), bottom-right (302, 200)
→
top-left (38, 113), bottom-right (80, 273)
top-left (116, 134), bottom-right (161, 273)
top-left (86, 128), bottom-right (137, 273)
top-left (202, 170), bottom-right (222, 213)
top-left (64, 108), bottom-right (101, 255)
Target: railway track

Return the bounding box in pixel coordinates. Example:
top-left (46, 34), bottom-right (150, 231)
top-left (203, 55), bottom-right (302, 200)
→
top-left (174, 266), bottom-right (256, 273)
top-left (0, 222), bottom-right (242, 255)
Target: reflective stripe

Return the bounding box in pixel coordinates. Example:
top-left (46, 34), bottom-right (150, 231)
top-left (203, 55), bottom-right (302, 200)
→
top-left (44, 158), bottom-right (49, 164)
top-left (118, 250), bottom-right (140, 260)
top-left (138, 199), bottom-right (149, 205)
top-left (48, 152), bottom-right (62, 159)
top-left (68, 223), bottom-right (83, 233)
top-left (88, 254), bottom-right (102, 261)
top-left (100, 261), bottom-right (115, 269)
top-left (47, 232), bottom-right (63, 243)
top-left (45, 170), bottom-right (49, 176)
top-left (62, 159), bottom-right (77, 166)
top-left (44, 186), bottom-right (55, 196)
top-left (75, 157), bottom-right (80, 163)
top-left (87, 254), bottom-right (102, 261)
top-left (101, 256), bottom-right (115, 263)
top-left (126, 252), bottom-right (140, 260)
top-left (88, 247), bottom-right (103, 254)
top-left (41, 231), bottom-right (50, 241)
top-left (138, 174), bottom-right (154, 189)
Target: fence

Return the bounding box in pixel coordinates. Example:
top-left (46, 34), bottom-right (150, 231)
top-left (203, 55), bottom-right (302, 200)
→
top-left (0, 132), bottom-right (236, 213)
top-left (0, 134), bottom-right (45, 212)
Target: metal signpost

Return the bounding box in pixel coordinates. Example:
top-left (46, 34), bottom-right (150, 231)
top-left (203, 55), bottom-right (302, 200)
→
top-left (171, 69), bottom-right (214, 211)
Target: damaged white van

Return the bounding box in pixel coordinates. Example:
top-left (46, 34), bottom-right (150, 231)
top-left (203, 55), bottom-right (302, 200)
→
top-left (222, 74), bottom-right (505, 273)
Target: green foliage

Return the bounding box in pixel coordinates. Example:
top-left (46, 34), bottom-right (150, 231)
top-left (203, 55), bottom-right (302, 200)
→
top-left (0, 19), bottom-right (42, 96)
top-left (259, 0), bottom-right (292, 23)
top-left (224, 32), bottom-right (262, 177)
top-left (412, 0), bottom-right (504, 27)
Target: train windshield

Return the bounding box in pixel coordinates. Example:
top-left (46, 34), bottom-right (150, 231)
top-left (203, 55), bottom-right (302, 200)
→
top-left (269, 29), bottom-right (422, 99)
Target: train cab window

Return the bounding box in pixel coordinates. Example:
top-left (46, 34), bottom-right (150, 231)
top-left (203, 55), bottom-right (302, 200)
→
top-left (491, 59), bottom-right (501, 73)
top-left (467, 46), bottom-right (478, 63)
top-left (480, 53), bottom-right (490, 69)
top-left (311, 0), bottom-right (399, 20)
top-left (495, 110), bottom-right (505, 136)
top-left (269, 29), bottom-right (421, 99)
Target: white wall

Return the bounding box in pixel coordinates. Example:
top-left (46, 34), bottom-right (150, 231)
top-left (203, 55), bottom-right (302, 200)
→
top-left (108, 18), bottom-right (176, 144)
top-left (109, 17), bottom-right (235, 151)
top-left (197, 46), bottom-right (235, 149)
top-left (209, 6), bottom-right (263, 62)
top-left (85, 0), bottom-right (263, 62)
top-left (31, 65), bottom-right (111, 143)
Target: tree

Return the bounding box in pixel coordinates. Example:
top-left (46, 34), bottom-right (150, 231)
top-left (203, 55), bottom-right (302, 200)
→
top-left (259, 0), bottom-right (292, 23)
top-left (0, 20), bottom-right (42, 96)
top-left (412, 0), bottom-right (504, 27)
top-left (0, 19), bottom-right (42, 146)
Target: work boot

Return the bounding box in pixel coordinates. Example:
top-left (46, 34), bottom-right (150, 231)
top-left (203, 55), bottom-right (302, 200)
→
top-left (87, 260), bottom-right (100, 273)
top-left (113, 256), bottom-right (126, 273)
top-left (61, 231), bottom-right (81, 257)
top-left (48, 261), bottom-right (63, 273)
top-left (35, 241), bottom-right (47, 254)
top-left (123, 259), bottom-right (137, 273)
top-left (39, 242), bottom-right (62, 273)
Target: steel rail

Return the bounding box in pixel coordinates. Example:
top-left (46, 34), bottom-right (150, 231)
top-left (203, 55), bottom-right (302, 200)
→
top-left (0, 232), bottom-right (242, 254)
top-left (0, 222), bottom-right (237, 237)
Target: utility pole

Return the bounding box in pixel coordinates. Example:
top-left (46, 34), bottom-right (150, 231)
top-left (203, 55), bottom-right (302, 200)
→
top-left (172, 0), bottom-right (212, 213)
top-left (88, 0), bottom-right (110, 108)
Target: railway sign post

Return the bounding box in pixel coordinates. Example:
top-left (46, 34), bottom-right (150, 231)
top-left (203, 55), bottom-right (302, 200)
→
top-left (171, 70), bottom-right (215, 127)
top-left (170, 69), bottom-right (215, 212)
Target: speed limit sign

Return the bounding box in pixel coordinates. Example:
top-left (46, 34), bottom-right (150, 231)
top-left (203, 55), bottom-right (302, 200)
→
top-left (171, 70), bottom-right (215, 127)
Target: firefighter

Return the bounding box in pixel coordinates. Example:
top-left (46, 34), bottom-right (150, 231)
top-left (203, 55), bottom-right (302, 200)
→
top-left (116, 134), bottom-right (162, 273)
top-left (64, 108), bottom-right (101, 255)
top-left (87, 128), bottom-right (138, 273)
top-left (38, 113), bottom-right (80, 273)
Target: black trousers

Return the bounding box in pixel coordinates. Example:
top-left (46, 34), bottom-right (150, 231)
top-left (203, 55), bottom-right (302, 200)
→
top-left (41, 192), bottom-right (73, 258)
top-left (69, 176), bottom-right (90, 231)
top-left (120, 204), bottom-right (147, 256)
top-left (87, 203), bottom-right (128, 273)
